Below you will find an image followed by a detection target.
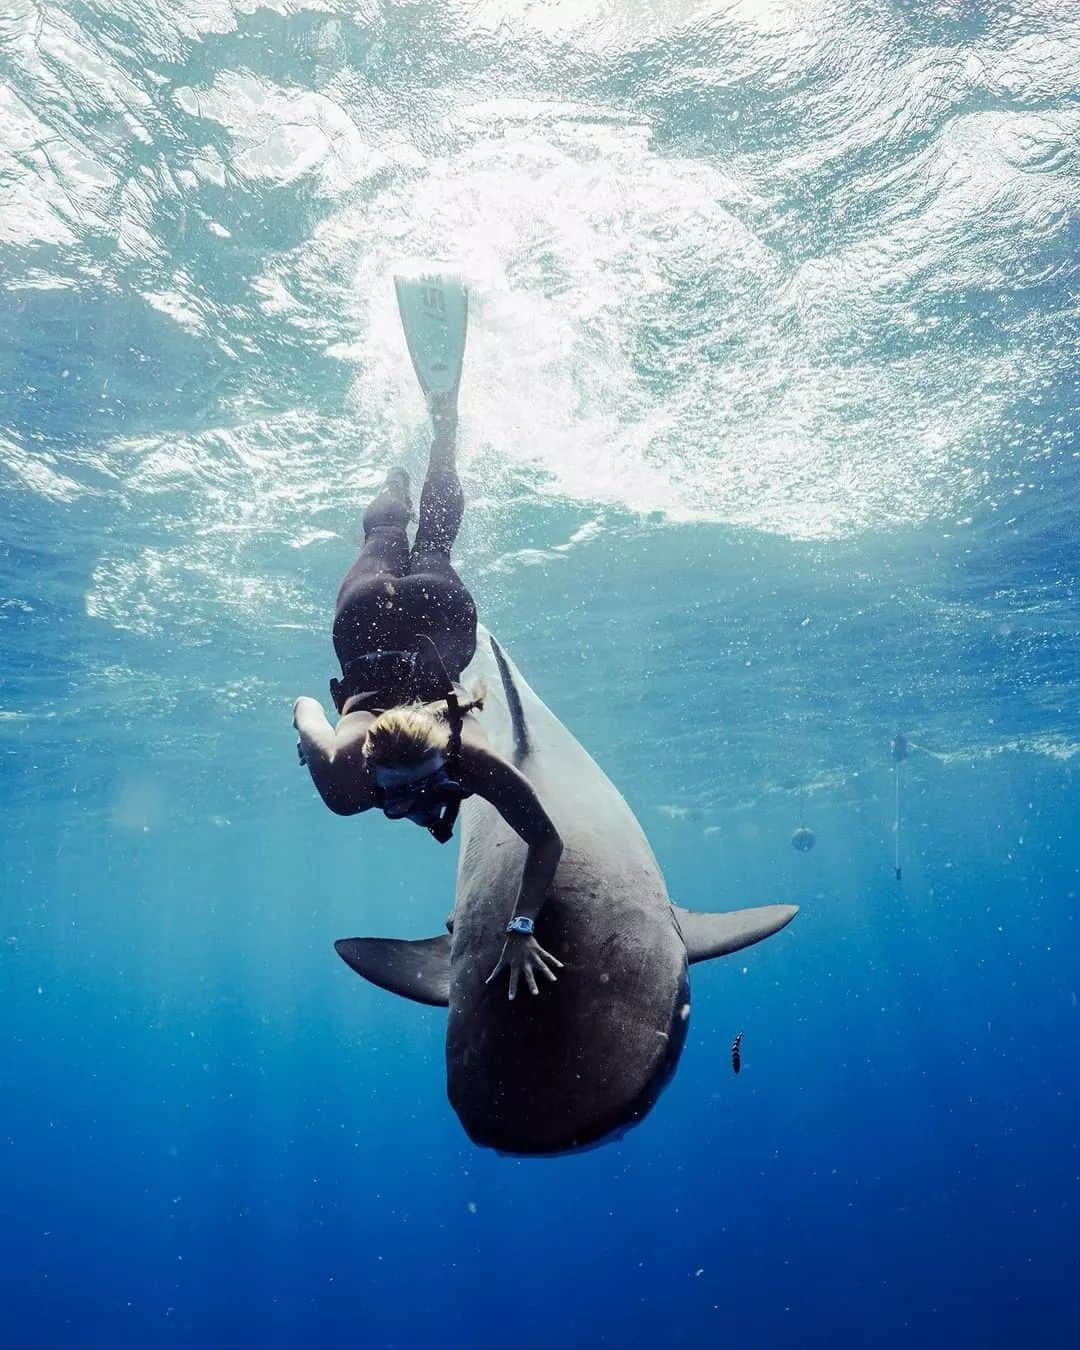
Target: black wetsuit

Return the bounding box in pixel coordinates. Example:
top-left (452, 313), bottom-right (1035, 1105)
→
top-left (331, 450), bottom-right (477, 712)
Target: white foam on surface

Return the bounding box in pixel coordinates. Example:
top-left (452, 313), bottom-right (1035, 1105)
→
top-left (1, 0), bottom-right (1076, 799)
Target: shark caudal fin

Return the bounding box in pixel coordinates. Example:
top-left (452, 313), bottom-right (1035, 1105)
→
top-left (334, 934), bottom-right (451, 1007)
top-left (673, 904), bottom-right (798, 965)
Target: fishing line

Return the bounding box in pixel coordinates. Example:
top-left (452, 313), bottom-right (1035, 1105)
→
top-left (892, 731), bottom-right (907, 881)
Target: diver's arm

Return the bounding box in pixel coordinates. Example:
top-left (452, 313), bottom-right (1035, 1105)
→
top-left (292, 696), bottom-right (360, 816)
top-left (461, 744), bottom-right (565, 999)
top-left (461, 744), bottom-right (563, 917)
top-left (512, 831), bottom-right (564, 923)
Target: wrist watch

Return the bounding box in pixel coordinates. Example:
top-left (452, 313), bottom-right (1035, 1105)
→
top-left (505, 915), bottom-right (535, 935)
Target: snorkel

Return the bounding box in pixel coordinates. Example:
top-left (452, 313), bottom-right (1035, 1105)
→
top-left (413, 634), bottom-right (469, 843)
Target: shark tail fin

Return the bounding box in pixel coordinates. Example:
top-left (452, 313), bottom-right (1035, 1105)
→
top-left (334, 934), bottom-right (451, 1007)
top-left (673, 904), bottom-right (798, 965)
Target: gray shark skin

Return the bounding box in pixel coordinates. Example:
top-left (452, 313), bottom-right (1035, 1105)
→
top-left (336, 626), bottom-right (797, 1155)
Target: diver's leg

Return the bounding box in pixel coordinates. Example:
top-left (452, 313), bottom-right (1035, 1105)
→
top-left (402, 396), bottom-right (476, 674)
top-left (362, 467), bottom-right (413, 543)
top-left (412, 395), bottom-right (464, 559)
top-left (397, 553), bottom-right (478, 679)
top-left (332, 470), bottom-right (413, 667)
top-left (339, 468), bottom-right (412, 590)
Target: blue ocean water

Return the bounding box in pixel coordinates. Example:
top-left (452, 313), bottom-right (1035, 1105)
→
top-left (2, 1), bottom-right (1078, 1345)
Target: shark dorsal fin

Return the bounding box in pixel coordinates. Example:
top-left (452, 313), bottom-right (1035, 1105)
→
top-left (334, 934), bottom-right (451, 1007)
top-left (673, 904), bottom-right (798, 964)
top-left (489, 634), bottom-right (530, 762)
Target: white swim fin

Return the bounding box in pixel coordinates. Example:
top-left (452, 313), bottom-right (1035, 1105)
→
top-left (393, 269), bottom-right (469, 400)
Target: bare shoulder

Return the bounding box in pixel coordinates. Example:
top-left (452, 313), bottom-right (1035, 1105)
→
top-left (321, 709), bottom-right (378, 807)
top-left (458, 714), bottom-right (492, 754)
top-left (457, 728), bottom-right (518, 786)
top-left (333, 708), bottom-right (376, 750)
top-left (456, 724), bottom-right (556, 842)
top-left (458, 718), bottom-right (517, 787)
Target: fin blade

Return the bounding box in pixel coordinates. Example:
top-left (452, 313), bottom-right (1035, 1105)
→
top-left (394, 271), bottom-right (469, 397)
top-left (334, 934), bottom-right (451, 1007)
top-left (675, 904), bottom-right (798, 965)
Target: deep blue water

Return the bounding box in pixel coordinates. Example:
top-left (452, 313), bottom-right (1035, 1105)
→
top-left (2, 2), bottom-right (1078, 1347)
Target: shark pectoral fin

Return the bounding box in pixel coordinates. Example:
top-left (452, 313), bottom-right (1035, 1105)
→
top-left (674, 904), bottom-right (798, 965)
top-left (334, 934), bottom-right (451, 1007)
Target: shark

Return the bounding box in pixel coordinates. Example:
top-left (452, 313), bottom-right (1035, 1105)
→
top-left (336, 627), bottom-right (798, 1155)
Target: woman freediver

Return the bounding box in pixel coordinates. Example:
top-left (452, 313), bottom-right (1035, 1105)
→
top-left (292, 275), bottom-right (562, 1000)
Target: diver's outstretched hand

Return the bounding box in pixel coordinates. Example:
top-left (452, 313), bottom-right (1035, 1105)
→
top-left (486, 932), bottom-right (563, 1000)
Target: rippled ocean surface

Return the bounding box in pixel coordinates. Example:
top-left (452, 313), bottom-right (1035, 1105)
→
top-left (2, 3), bottom-right (1078, 1346)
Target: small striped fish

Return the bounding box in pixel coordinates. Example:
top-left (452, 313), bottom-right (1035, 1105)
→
top-left (731, 1031), bottom-right (744, 1075)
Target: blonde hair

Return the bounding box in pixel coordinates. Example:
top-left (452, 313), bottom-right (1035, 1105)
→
top-left (363, 682), bottom-right (485, 770)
